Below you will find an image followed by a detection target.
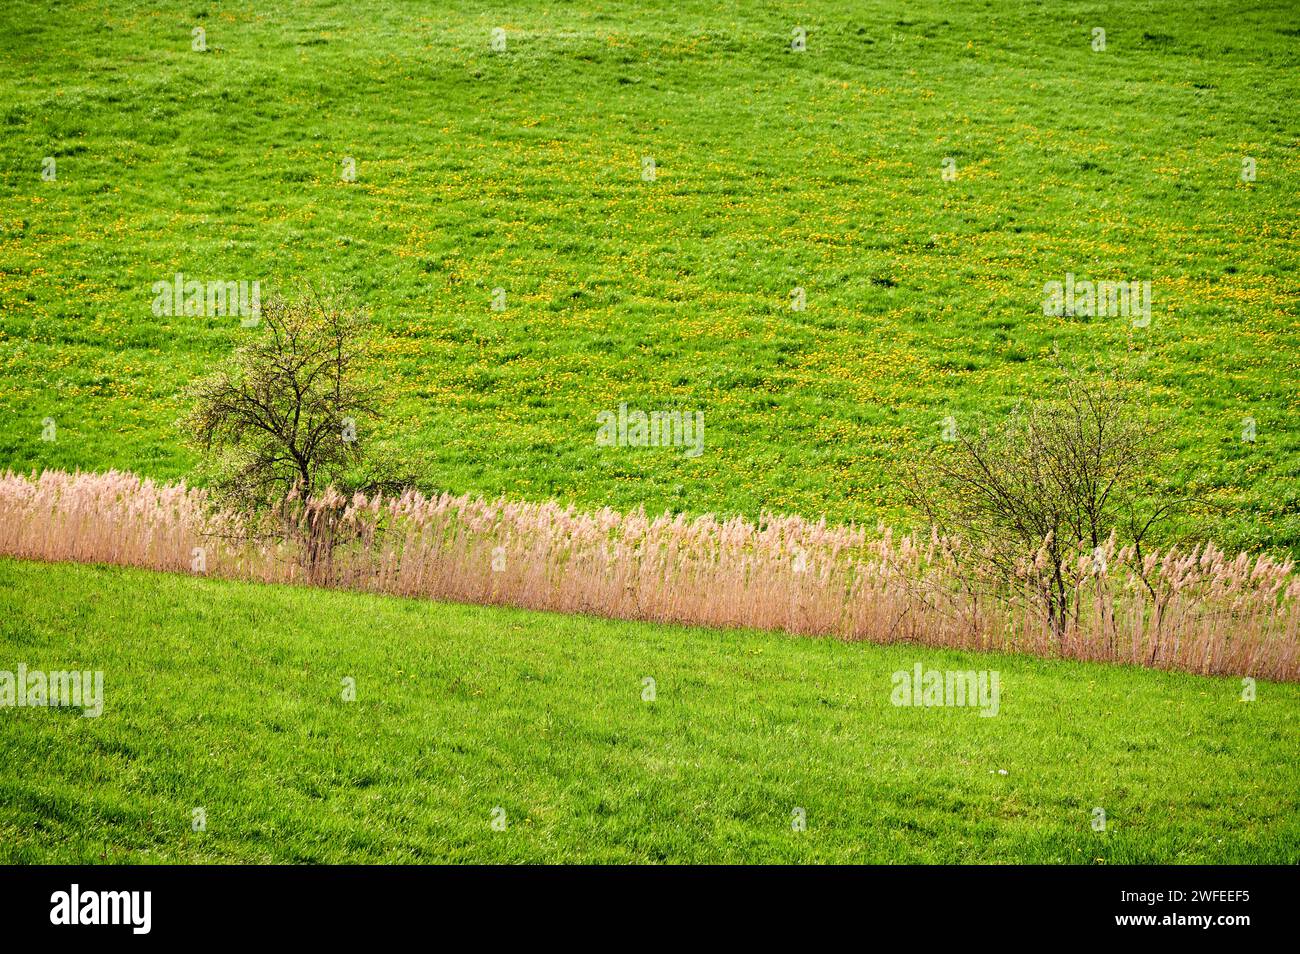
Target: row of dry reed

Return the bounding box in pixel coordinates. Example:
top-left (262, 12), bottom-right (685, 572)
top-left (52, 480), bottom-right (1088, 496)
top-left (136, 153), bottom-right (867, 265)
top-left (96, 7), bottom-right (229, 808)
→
top-left (2, 469), bottom-right (1297, 680)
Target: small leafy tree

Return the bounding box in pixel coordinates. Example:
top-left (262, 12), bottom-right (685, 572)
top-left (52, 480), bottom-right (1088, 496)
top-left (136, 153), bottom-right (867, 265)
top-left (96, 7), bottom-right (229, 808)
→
top-left (185, 293), bottom-right (379, 510)
top-left (903, 370), bottom-right (1187, 641)
top-left (182, 292), bottom-right (415, 577)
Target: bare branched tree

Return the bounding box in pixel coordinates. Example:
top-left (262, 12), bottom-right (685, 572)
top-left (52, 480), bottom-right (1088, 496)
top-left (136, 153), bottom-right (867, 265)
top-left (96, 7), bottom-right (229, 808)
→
top-left (903, 370), bottom-right (1189, 642)
top-left (184, 292), bottom-right (380, 513)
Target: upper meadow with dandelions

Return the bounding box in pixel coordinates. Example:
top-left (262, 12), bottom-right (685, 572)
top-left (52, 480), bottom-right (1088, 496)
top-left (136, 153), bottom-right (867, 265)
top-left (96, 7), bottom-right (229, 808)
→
top-left (0, 1), bottom-right (1299, 865)
top-left (1, 0), bottom-right (1297, 550)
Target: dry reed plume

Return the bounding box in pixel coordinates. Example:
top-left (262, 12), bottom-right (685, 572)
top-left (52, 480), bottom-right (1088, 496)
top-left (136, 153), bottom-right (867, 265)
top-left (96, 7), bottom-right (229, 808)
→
top-left (2, 468), bottom-right (1297, 680)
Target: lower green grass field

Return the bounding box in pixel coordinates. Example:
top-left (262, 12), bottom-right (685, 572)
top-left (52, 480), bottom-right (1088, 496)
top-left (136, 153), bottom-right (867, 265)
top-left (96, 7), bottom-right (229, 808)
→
top-left (2, 558), bottom-right (1296, 864)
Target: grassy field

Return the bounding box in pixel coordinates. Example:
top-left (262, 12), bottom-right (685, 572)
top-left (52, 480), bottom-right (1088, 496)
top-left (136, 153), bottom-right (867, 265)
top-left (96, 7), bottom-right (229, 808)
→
top-left (1, 557), bottom-right (1297, 864)
top-left (2, 1), bottom-right (1298, 868)
top-left (1, 1), bottom-right (1298, 551)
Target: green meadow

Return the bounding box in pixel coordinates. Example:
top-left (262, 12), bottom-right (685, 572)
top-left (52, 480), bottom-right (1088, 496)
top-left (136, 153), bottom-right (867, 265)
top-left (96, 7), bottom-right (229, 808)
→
top-left (1, 1), bottom-right (1298, 550)
top-left (2, 558), bottom-right (1297, 864)
top-left (1, 2), bottom-right (1298, 865)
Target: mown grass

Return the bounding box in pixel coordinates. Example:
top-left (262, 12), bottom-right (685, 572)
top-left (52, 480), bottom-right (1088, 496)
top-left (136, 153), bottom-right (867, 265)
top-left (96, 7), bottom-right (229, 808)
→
top-left (1, 557), bottom-right (1296, 864)
top-left (1, 1), bottom-right (1298, 551)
